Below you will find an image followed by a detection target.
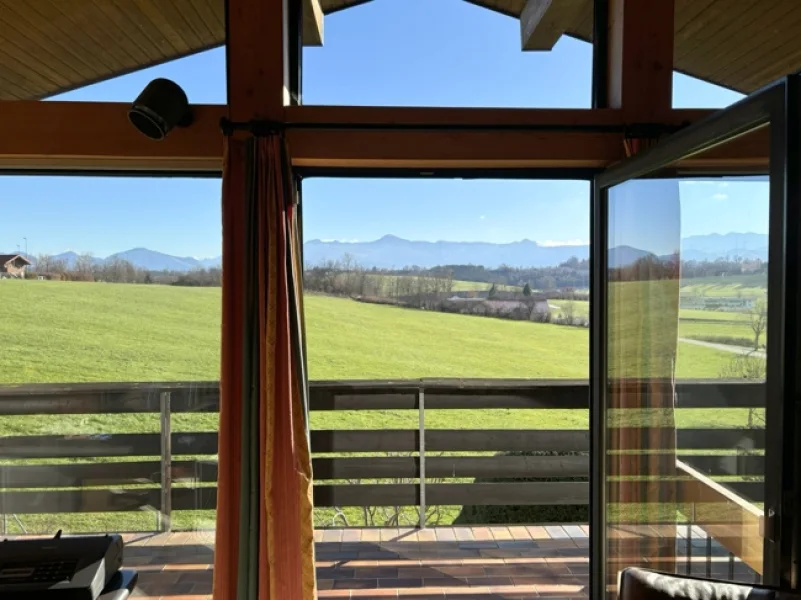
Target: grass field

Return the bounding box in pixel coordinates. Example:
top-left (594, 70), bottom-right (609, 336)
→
top-left (0, 280), bottom-right (762, 531)
top-left (552, 291), bottom-right (763, 348)
top-left (0, 280), bottom-right (745, 384)
top-left (0, 279), bottom-right (748, 436)
top-left (679, 274), bottom-right (767, 298)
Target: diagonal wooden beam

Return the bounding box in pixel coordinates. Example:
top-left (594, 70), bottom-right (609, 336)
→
top-left (520, 0), bottom-right (585, 51)
top-left (304, 0), bottom-right (324, 46)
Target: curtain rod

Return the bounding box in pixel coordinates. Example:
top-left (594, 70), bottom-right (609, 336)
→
top-left (220, 117), bottom-right (687, 135)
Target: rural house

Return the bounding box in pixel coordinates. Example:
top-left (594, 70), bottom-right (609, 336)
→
top-left (0, 254), bottom-right (30, 279)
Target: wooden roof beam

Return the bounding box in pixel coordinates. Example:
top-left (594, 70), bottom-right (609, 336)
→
top-left (304, 0), bottom-right (324, 46)
top-left (0, 103), bottom-right (767, 172)
top-left (520, 0), bottom-right (585, 51)
top-left (606, 0), bottom-right (675, 121)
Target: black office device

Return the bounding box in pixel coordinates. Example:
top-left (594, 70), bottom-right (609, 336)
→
top-left (0, 532), bottom-right (124, 600)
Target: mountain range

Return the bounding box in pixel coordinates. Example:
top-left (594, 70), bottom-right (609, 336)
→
top-left (7, 232), bottom-right (767, 272)
top-left (12, 248), bottom-right (223, 272)
top-left (304, 232), bottom-right (768, 269)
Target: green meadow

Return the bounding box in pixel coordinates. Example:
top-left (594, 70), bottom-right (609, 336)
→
top-left (0, 280), bottom-right (762, 531)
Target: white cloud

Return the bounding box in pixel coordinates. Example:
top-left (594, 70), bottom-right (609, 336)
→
top-left (539, 239), bottom-right (588, 247)
top-left (719, 182), bottom-right (730, 188)
top-left (712, 193), bottom-right (728, 200)
top-left (479, 215), bottom-right (486, 220)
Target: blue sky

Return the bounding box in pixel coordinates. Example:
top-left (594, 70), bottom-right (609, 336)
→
top-left (0, 0), bottom-right (767, 258)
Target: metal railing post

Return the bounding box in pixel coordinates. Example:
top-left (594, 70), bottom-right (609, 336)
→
top-left (159, 391), bottom-right (172, 532)
top-left (418, 386), bottom-right (426, 529)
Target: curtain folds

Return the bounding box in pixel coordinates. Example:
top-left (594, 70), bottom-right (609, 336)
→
top-left (215, 133), bottom-right (316, 600)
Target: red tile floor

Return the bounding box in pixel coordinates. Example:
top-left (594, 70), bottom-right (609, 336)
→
top-left (124, 525), bottom-right (590, 599)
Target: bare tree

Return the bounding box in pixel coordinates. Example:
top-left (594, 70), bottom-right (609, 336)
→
top-left (719, 353), bottom-right (766, 428)
top-left (33, 254), bottom-right (67, 276)
top-left (562, 300), bottom-right (577, 325)
top-left (73, 253), bottom-right (96, 281)
top-left (748, 298), bottom-right (768, 350)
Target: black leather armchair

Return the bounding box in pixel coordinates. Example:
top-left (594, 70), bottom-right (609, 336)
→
top-left (619, 568), bottom-right (793, 600)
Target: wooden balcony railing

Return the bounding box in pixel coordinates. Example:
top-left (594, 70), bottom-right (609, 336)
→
top-left (0, 378), bottom-right (765, 569)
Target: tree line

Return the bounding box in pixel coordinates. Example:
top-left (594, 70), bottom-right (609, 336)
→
top-left (303, 255), bottom-right (454, 302)
top-left (30, 253), bottom-right (222, 286)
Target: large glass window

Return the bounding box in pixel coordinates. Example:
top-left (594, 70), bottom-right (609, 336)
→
top-left (302, 0), bottom-right (593, 107)
top-left (594, 103), bottom-right (787, 597)
top-left (0, 175), bottom-right (221, 598)
top-left (604, 174), bottom-right (767, 587)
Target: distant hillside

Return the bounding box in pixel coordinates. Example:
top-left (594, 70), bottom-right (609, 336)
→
top-left (107, 248), bottom-right (209, 272)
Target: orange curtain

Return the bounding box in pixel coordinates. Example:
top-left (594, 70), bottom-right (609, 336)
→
top-left (214, 133), bottom-right (316, 600)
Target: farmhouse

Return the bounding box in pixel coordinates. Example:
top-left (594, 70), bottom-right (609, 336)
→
top-left (0, 254), bottom-right (30, 279)
top-left (443, 292), bottom-right (551, 320)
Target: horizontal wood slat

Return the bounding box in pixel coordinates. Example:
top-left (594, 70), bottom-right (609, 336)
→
top-left (0, 454), bottom-right (755, 490)
top-left (0, 382), bottom-right (220, 415)
top-left (311, 430), bottom-right (590, 453)
top-left (0, 489), bottom-right (160, 514)
top-left (0, 433), bottom-right (218, 459)
top-left (0, 380), bottom-right (764, 414)
top-left (680, 454), bottom-right (764, 477)
top-left (427, 430), bottom-right (589, 453)
top-left (0, 461), bottom-right (218, 488)
top-left (312, 454), bottom-right (589, 480)
top-left (0, 428), bottom-right (762, 459)
top-left (0, 479), bottom-right (760, 513)
top-left (676, 429), bottom-right (764, 450)
top-left (312, 482), bottom-right (588, 507)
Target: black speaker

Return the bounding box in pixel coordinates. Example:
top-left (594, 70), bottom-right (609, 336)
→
top-left (128, 78), bottom-right (193, 140)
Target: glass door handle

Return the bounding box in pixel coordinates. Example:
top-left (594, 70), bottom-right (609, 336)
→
top-left (765, 507), bottom-right (779, 543)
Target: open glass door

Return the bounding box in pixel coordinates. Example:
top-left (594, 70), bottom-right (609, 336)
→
top-left (591, 75), bottom-right (801, 599)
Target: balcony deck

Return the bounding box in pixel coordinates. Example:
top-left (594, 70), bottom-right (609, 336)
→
top-left (121, 522), bottom-right (759, 599)
top-left (125, 525), bottom-right (590, 600)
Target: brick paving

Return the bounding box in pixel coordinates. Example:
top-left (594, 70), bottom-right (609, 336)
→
top-left (122, 525), bottom-right (590, 600)
top-left (118, 523), bottom-right (757, 599)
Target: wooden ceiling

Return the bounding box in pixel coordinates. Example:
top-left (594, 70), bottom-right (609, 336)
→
top-left (0, 0), bottom-right (363, 100)
top-left (0, 0), bottom-right (798, 101)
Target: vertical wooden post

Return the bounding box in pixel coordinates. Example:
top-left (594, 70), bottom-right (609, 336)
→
top-left (606, 0), bottom-right (675, 121)
top-left (227, 0), bottom-right (290, 122)
top-left (159, 391), bottom-right (172, 532)
top-left (418, 387), bottom-right (426, 530)
top-left (603, 6), bottom-right (678, 588)
top-left (217, 1), bottom-right (292, 596)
